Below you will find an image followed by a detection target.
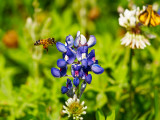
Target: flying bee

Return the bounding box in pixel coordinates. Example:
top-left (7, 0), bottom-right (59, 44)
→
top-left (139, 5), bottom-right (160, 26)
top-left (34, 38), bottom-right (56, 52)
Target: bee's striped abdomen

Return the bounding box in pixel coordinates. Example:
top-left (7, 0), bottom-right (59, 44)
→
top-left (34, 40), bottom-right (42, 45)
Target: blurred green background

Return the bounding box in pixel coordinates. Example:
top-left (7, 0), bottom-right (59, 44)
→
top-left (0, 0), bottom-right (160, 120)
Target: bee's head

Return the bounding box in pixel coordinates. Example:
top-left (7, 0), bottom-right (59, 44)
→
top-left (34, 40), bottom-right (40, 45)
top-left (51, 38), bottom-right (56, 43)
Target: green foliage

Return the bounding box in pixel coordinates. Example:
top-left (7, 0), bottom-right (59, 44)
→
top-left (106, 109), bottom-right (115, 120)
top-left (96, 109), bottom-right (105, 120)
top-left (0, 0), bottom-right (160, 120)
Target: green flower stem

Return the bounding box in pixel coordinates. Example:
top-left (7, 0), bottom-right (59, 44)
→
top-left (33, 60), bottom-right (39, 84)
top-left (129, 48), bottom-right (133, 115)
top-left (77, 85), bottom-right (79, 99)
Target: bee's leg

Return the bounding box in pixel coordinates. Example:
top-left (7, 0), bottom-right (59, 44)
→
top-left (43, 45), bottom-right (48, 53)
top-left (46, 48), bottom-right (48, 53)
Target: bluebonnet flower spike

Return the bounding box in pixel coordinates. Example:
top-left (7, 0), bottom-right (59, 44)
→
top-left (51, 31), bottom-right (104, 101)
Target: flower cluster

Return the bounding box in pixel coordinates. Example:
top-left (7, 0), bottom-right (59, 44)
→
top-left (119, 6), bottom-right (151, 49)
top-left (51, 31), bottom-right (104, 119)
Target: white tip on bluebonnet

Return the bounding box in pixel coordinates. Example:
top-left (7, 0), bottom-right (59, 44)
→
top-left (74, 31), bottom-right (81, 47)
top-left (80, 35), bottom-right (87, 45)
top-left (87, 35), bottom-right (96, 48)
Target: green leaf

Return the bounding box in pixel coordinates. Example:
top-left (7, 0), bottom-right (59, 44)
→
top-left (106, 109), bottom-right (115, 120)
top-left (96, 92), bottom-right (108, 108)
top-left (154, 89), bottom-right (160, 120)
top-left (96, 109), bottom-right (105, 120)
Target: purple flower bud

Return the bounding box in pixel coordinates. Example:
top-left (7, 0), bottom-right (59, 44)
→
top-left (61, 86), bottom-right (68, 94)
top-left (51, 67), bottom-right (61, 77)
top-left (56, 42), bottom-right (67, 52)
top-left (86, 74), bottom-right (92, 84)
top-left (73, 77), bottom-right (79, 87)
top-left (57, 59), bottom-right (66, 68)
top-left (91, 64), bottom-right (104, 74)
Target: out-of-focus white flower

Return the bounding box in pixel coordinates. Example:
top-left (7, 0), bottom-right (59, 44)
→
top-left (119, 7), bottom-right (140, 28)
top-left (119, 6), bottom-right (152, 49)
top-left (62, 95), bottom-right (87, 120)
top-left (25, 17), bottom-right (33, 29)
top-left (121, 32), bottom-right (150, 49)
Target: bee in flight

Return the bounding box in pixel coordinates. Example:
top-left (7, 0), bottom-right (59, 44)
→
top-left (34, 38), bottom-right (56, 52)
top-left (139, 5), bottom-right (160, 26)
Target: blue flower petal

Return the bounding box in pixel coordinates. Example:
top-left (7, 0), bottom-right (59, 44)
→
top-left (88, 59), bottom-right (94, 66)
top-left (86, 74), bottom-right (92, 84)
top-left (95, 60), bottom-right (98, 64)
top-left (75, 64), bottom-right (82, 71)
top-left (51, 67), bottom-right (61, 77)
top-left (73, 77), bottom-right (79, 87)
top-left (91, 64), bottom-right (104, 74)
top-left (82, 46), bottom-right (88, 53)
top-left (56, 42), bottom-right (67, 52)
top-left (74, 31), bottom-right (80, 47)
top-left (87, 35), bottom-right (96, 48)
top-left (71, 65), bottom-right (75, 77)
top-left (67, 78), bottom-right (72, 89)
top-left (61, 86), bottom-right (68, 94)
top-left (76, 46), bottom-right (88, 61)
top-left (60, 67), bottom-right (67, 77)
top-left (87, 50), bottom-right (95, 66)
top-left (79, 68), bottom-right (83, 78)
top-left (66, 35), bottom-right (74, 47)
top-left (64, 48), bottom-right (76, 64)
top-left (88, 49), bottom-right (95, 59)
top-left (76, 47), bottom-right (82, 61)
top-left (57, 59), bottom-right (66, 68)
top-left (82, 59), bottom-right (88, 68)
